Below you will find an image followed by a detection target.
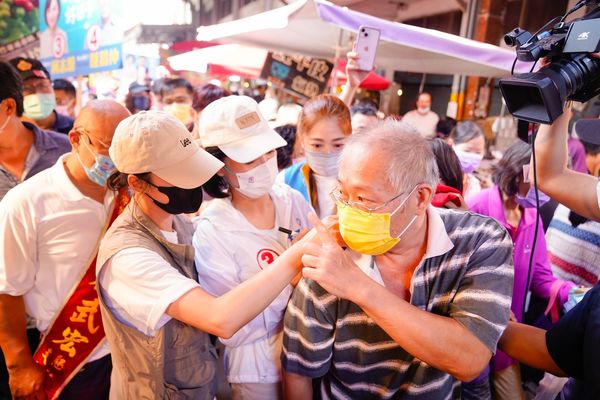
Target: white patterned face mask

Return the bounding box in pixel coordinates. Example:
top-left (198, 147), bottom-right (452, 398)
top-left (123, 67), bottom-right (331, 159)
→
top-left (228, 156), bottom-right (278, 199)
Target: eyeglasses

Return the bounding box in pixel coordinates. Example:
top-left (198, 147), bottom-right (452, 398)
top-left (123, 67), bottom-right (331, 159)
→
top-left (73, 127), bottom-right (110, 150)
top-left (330, 187), bottom-right (414, 215)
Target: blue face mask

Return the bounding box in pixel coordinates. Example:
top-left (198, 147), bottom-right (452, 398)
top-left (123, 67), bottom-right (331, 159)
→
top-left (132, 95), bottom-right (150, 111)
top-left (23, 93), bottom-right (56, 120)
top-left (76, 135), bottom-right (116, 187)
top-left (515, 186), bottom-right (550, 208)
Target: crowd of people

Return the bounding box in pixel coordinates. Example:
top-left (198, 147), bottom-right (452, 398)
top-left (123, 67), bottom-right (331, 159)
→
top-left (0, 51), bottom-right (599, 400)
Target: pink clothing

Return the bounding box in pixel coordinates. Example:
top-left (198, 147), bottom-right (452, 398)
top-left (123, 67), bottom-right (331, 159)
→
top-left (468, 186), bottom-right (574, 372)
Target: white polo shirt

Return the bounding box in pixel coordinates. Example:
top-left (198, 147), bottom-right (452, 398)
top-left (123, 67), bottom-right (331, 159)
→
top-left (0, 155), bottom-right (114, 361)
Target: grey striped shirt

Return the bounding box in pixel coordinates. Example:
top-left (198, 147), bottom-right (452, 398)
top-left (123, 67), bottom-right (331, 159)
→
top-left (282, 208), bottom-right (514, 399)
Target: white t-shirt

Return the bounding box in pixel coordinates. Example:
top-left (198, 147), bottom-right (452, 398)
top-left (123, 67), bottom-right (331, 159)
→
top-left (98, 229), bottom-right (200, 337)
top-left (313, 173), bottom-right (337, 218)
top-left (193, 183), bottom-right (313, 383)
top-left (402, 110), bottom-right (440, 138)
top-left (0, 155), bottom-right (114, 361)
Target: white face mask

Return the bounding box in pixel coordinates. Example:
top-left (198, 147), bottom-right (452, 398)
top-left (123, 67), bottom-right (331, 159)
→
top-left (417, 106), bottom-right (431, 115)
top-left (305, 150), bottom-right (341, 177)
top-left (228, 156), bottom-right (278, 199)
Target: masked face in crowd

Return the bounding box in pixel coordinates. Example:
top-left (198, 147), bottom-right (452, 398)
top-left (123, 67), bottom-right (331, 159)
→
top-left (142, 174), bottom-right (204, 214)
top-left (22, 77), bottom-right (56, 120)
top-left (73, 128), bottom-right (116, 187)
top-left (302, 117), bottom-right (348, 177)
top-left (220, 149), bottom-right (278, 199)
top-left (162, 87), bottom-right (194, 126)
top-left (54, 89), bottom-right (76, 118)
top-left (416, 93), bottom-right (432, 115)
top-left (452, 135), bottom-right (485, 174)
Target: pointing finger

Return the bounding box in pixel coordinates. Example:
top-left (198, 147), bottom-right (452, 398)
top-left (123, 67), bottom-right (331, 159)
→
top-left (308, 212), bottom-right (338, 248)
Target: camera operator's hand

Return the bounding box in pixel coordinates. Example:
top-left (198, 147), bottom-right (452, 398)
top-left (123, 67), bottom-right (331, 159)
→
top-left (532, 104), bottom-right (600, 222)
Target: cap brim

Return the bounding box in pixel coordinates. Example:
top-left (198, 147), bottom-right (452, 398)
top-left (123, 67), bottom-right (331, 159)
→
top-left (575, 119), bottom-right (600, 145)
top-left (219, 129), bottom-right (287, 163)
top-left (154, 147), bottom-right (224, 189)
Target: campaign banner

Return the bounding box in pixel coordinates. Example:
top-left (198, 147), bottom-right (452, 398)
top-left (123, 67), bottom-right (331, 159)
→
top-left (0, 0), bottom-right (40, 60)
top-left (260, 52), bottom-right (333, 99)
top-left (39, 0), bottom-right (123, 78)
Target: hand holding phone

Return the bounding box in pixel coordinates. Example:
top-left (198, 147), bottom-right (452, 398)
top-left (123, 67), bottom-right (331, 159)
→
top-left (355, 26), bottom-right (380, 71)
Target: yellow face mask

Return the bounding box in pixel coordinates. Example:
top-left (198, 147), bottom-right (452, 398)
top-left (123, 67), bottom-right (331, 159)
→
top-left (337, 186), bottom-right (418, 255)
top-left (164, 102), bottom-right (194, 125)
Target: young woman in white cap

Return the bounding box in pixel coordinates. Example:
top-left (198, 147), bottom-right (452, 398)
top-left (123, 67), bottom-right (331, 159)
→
top-left (96, 110), bottom-right (315, 399)
top-left (279, 94), bottom-right (352, 218)
top-left (194, 95), bottom-right (313, 399)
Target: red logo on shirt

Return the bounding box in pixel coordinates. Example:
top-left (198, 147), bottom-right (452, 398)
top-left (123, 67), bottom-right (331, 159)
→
top-left (256, 249), bottom-right (280, 270)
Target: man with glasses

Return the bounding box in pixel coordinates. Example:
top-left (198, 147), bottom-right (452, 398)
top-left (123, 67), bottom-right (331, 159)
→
top-left (282, 119), bottom-right (515, 399)
top-left (10, 57), bottom-right (74, 134)
top-left (0, 100), bottom-right (129, 399)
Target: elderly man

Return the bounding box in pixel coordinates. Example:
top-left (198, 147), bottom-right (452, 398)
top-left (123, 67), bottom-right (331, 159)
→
top-left (0, 100), bottom-right (130, 399)
top-left (402, 92), bottom-right (440, 138)
top-left (282, 120), bottom-right (514, 399)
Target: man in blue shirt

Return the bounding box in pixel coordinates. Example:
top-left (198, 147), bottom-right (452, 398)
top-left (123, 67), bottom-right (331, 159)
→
top-left (9, 57), bottom-right (74, 134)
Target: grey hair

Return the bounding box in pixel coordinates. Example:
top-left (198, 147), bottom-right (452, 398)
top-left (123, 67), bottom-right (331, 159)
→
top-left (342, 119), bottom-right (439, 194)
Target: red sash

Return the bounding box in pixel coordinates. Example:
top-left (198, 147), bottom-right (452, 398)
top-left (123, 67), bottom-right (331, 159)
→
top-left (33, 189), bottom-right (130, 399)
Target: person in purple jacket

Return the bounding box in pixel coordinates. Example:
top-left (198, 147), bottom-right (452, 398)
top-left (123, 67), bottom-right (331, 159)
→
top-left (467, 140), bottom-right (575, 400)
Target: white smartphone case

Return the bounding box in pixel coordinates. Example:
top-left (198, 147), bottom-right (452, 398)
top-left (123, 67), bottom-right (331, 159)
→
top-left (355, 26), bottom-right (380, 71)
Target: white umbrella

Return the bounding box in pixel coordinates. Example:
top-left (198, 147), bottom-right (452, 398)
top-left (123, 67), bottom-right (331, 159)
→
top-left (197, 0), bottom-right (528, 77)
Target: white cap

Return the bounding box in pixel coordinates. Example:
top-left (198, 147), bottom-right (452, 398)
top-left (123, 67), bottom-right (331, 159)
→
top-left (110, 111), bottom-right (224, 189)
top-left (273, 103), bottom-right (302, 128)
top-left (199, 95), bottom-right (287, 163)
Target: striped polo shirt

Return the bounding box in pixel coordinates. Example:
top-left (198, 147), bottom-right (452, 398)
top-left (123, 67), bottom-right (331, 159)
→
top-left (282, 207), bottom-right (514, 399)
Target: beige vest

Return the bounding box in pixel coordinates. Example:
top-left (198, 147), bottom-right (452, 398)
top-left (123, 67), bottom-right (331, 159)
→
top-left (97, 202), bottom-right (217, 399)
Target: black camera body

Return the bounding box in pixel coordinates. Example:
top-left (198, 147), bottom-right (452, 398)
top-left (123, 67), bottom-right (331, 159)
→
top-left (499, 2), bottom-right (600, 124)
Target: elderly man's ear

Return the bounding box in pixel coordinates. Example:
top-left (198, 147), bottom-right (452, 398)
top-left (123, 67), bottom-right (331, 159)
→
top-left (416, 185), bottom-right (434, 214)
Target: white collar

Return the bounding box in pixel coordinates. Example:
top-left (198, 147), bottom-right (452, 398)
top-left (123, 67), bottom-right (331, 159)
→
top-left (423, 205), bottom-right (454, 259)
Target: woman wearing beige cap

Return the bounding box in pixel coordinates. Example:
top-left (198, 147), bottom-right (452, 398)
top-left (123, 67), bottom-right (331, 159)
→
top-left (194, 95), bottom-right (313, 399)
top-left (96, 110), bottom-right (314, 399)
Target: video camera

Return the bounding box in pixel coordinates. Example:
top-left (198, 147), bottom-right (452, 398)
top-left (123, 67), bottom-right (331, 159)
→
top-left (499, 0), bottom-right (600, 124)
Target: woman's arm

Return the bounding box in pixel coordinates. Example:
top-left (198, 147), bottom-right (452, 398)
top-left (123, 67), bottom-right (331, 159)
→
top-left (167, 231), bottom-right (311, 338)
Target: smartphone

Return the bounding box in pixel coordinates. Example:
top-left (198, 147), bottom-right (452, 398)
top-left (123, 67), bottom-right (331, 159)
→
top-left (355, 26), bottom-right (380, 71)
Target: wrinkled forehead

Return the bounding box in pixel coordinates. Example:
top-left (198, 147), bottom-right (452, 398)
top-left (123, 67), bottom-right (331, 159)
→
top-left (339, 142), bottom-right (394, 191)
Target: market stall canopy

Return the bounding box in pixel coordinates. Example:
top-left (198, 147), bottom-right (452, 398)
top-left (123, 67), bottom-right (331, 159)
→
top-left (168, 43), bottom-right (391, 90)
top-left (196, 0), bottom-right (529, 77)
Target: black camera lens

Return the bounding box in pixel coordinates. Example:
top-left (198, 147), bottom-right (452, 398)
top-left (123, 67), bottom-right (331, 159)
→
top-left (361, 28), bottom-right (365, 32)
top-left (365, 33), bottom-right (369, 37)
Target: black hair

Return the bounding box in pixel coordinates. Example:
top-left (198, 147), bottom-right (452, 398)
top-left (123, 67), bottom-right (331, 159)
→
top-left (44, 0), bottom-right (61, 26)
top-left (274, 124), bottom-right (297, 170)
top-left (160, 78), bottom-right (193, 98)
top-left (428, 138), bottom-right (463, 193)
top-left (107, 171), bottom-right (151, 191)
top-left (151, 77), bottom-right (168, 96)
top-left (192, 83), bottom-right (230, 112)
top-left (449, 120), bottom-right (483, 145)
top-left (53, 78), bottom-right (76, 97)
top-left (0, 61), bottom-right (24, 116)
top-left (436, 117), bottom-right (457, 139)
top-left (201, 147), bottom-right (230, 199)
top-left (580, 139), bottom-right (600, 157)
top-left (492, 140), bottom-right (531, 197)
top-left (350, 100), bottom-right (378, 117)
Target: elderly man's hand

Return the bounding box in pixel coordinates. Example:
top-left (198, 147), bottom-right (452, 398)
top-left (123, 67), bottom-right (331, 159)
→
top-left (301, 213), bottom-right (365, 299)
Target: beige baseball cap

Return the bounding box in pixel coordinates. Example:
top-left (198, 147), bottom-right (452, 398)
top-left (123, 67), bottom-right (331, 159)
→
top-left (198, 95), bottom-right (287, 163)
top-left (110, 111), bottom-right (224, 189)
